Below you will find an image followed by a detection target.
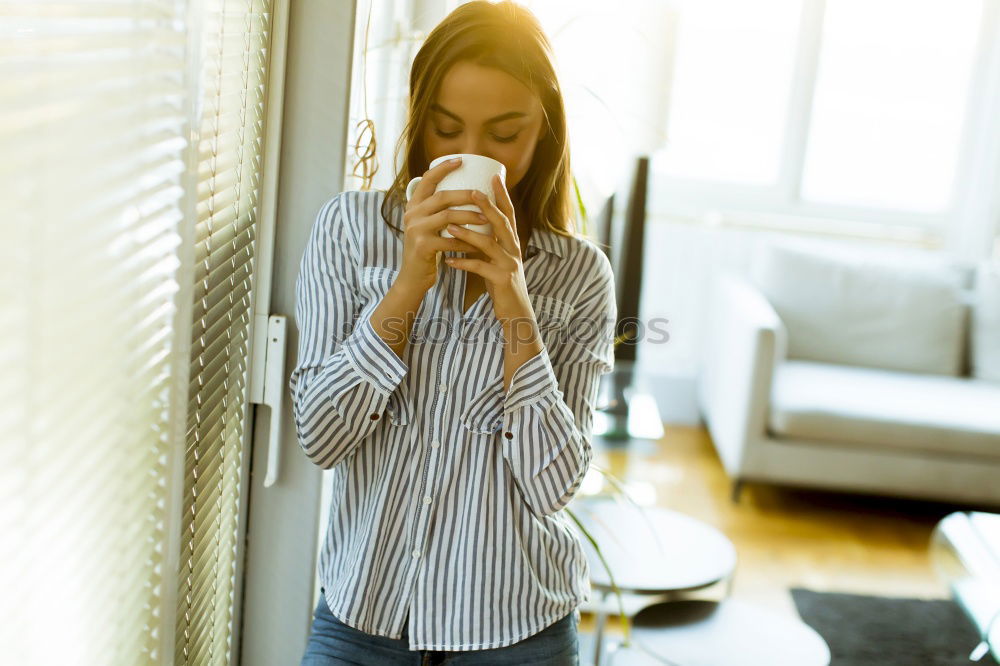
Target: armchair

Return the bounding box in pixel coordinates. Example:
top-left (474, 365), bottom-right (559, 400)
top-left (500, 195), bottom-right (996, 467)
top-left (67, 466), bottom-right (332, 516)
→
top-left (697, 241), bottom-right (1000, 507)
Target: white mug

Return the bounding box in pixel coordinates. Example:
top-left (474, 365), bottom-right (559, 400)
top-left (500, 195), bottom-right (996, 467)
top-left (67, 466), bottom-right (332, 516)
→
top-left (406, 153), bottom-right (507, 238)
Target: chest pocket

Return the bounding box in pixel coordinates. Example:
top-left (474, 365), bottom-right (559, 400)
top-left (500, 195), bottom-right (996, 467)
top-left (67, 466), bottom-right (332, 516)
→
top-left (530, 293), bottom-right (575, 346)
top-left (357, 265), bottom-right (412, 426)
top-left (459, 292), bottom-right (575, 435)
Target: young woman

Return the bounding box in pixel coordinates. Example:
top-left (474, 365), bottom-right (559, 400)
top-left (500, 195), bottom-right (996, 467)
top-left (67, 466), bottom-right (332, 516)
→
top-left (292, 2), bottom-right (617, 663)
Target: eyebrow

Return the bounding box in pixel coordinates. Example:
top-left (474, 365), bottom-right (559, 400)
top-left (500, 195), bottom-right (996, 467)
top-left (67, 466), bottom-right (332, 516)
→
top-left (431, 103), bottom-right (527, 124)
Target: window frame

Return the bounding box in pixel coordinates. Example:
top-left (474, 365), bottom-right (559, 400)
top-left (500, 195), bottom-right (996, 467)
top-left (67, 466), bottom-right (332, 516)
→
top-left (647, 0), bottom-right (1000, 248)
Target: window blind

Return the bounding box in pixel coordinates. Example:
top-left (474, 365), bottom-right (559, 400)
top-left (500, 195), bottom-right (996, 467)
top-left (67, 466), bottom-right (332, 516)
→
top-left (1, 1), bottom-right (277, 664)
top-left (0, 2), bottom-right (192, 664)
top-left (175, 1), bottom-right (273, 665)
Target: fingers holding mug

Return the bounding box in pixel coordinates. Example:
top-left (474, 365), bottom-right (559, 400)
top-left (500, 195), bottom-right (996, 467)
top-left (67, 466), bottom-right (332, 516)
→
top-left (406, 156), bottom-right (463, 203)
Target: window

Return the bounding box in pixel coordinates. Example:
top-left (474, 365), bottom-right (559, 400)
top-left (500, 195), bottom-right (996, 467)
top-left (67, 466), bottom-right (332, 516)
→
top-left (521, 0), bottom-right (1000, 239)
top-left (801, 0), bottom-right (983, 213)
top-left (657, 0), bottom-right (804, 185)
top-left (653, 0), bottom-right (992, 230)
top-left (0, 1), bottom-right (280, 664)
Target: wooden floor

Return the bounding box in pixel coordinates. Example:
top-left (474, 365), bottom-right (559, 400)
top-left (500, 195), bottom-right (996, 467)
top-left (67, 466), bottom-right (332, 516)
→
top-left (576, 423), bottom-right (962, 637)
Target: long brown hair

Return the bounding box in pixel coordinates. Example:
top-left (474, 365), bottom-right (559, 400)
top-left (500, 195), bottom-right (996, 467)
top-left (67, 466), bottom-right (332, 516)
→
top-left (374, 0), bottom-right (577, 244)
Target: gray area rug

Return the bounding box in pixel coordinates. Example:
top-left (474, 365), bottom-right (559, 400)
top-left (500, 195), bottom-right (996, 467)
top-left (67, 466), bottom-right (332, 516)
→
top-left (791, 588), bottom-right (998, 666)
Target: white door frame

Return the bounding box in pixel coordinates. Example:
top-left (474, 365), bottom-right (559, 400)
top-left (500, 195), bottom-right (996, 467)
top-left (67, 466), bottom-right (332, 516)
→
top-left (237, 1), bottom-right (359, 664)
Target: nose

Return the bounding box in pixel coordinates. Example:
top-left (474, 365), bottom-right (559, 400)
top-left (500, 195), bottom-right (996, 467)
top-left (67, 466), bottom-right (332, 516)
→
top-left (459, 139), bottom-right (492, 161)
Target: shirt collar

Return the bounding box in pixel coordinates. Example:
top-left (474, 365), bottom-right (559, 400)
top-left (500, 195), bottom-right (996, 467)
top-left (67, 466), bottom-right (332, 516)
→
top-left (526, 226), bottom-right (565, 259)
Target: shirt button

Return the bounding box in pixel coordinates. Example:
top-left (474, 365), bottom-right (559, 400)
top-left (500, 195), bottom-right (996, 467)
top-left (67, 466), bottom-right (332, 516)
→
top-left (438, 383), bottom-right (448, 394)
top-left (423, 496), bottom-right (432, 504)
top-left (431, 440), bottom-right (440, 448)
top-left (411, 549), bottom-right (420, 558)
top-left (370, 413), bottom-right (380, 420)
top-left (504, 431), bottom-right (513, 439)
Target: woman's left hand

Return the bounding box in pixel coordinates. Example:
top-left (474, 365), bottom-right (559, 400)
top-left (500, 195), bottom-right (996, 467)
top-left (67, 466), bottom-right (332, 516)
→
top-left (443, 173), bottom-right (534, 330)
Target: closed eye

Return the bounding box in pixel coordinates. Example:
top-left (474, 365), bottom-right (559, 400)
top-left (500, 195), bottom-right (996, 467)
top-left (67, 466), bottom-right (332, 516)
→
top-left (434, 129), bottom-right (520, 143)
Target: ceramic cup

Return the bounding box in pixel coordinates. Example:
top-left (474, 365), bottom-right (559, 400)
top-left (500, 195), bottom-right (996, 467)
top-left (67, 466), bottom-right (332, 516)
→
top-left (406, 153), bottom-right (507, 238)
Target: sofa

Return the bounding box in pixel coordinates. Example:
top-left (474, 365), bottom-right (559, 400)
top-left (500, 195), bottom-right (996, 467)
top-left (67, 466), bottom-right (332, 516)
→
top-left (697, 239), bottom-right (1000, 507)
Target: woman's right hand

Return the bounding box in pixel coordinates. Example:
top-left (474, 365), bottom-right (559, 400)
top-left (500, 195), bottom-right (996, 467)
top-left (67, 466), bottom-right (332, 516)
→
top-left (399, 157), bottom-right (485, 293)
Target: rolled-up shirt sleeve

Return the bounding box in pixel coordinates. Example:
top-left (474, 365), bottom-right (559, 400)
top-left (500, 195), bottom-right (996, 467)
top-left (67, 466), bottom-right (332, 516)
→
top-left (289, 193), bottom-right (409, 470)
top-left (499, 253), bottom-right (617, 518)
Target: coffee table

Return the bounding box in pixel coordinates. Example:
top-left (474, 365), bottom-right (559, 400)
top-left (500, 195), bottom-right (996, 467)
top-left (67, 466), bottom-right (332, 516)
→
top-left (569, 498), bottom-right (738, 665)
top-left (930, 511), bottom-right (1000, 662)
top-left (990, 613), bottom-right (1000, 663)
top-left (625, 599), bottom-right (830, 666)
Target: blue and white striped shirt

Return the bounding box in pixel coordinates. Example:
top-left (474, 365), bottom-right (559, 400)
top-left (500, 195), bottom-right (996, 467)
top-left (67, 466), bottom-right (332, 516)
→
top-left (289, 189), bottom-right (616, 651)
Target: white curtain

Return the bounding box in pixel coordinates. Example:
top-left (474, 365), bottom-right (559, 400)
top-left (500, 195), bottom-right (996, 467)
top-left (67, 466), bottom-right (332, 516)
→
top-left (344, 0), bottom-right (430, 192)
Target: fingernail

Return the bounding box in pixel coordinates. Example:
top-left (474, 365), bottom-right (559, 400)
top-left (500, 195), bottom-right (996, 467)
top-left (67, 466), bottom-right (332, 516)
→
top-left (450, 157), bottom-right (462, 164)
top-left (477, 214), bottom-right (488, 222)
top-left (447, 224), bottom-right (459, 233)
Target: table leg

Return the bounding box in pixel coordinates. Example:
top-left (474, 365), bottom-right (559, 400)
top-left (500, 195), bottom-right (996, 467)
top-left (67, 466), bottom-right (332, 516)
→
top-left (593, 589), bottom-right (609, 666)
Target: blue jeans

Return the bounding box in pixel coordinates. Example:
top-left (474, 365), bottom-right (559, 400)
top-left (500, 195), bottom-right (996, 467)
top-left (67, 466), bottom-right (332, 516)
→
top-left (301, 588), bottom-right (580, 665)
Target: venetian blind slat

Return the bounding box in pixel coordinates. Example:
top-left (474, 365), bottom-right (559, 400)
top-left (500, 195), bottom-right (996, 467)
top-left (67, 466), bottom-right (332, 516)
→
top-left (174, 0), bottom-right (273, 664)
top-left (0, 1), bottom-right (191, 664)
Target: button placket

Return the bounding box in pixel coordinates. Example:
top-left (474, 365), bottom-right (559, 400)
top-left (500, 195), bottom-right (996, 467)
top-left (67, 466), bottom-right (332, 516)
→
top-left (410, 348), bottom-right (451, 575)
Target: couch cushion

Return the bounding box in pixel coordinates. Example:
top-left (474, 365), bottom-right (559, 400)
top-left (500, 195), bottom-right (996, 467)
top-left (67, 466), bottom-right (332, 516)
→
top-left (971, 262), bottom-right (1000, 382)
top-left (751, 241), bottom-right (967, 376)
top-left (769, 360), bottom-right (1000, 458)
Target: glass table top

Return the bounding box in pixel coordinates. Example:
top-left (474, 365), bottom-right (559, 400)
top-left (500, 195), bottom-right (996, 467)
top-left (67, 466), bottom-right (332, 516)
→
top-left (930, 511), bottom-right (1000, 662)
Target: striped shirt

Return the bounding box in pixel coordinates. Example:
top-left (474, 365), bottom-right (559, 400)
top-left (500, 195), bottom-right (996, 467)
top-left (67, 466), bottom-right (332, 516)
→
top-left (289, 189), bottom-right (616, 651)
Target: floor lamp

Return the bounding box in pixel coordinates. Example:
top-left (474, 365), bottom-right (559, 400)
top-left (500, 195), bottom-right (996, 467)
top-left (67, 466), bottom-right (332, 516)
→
top-left (593, 155), bottom-right (664, 443)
